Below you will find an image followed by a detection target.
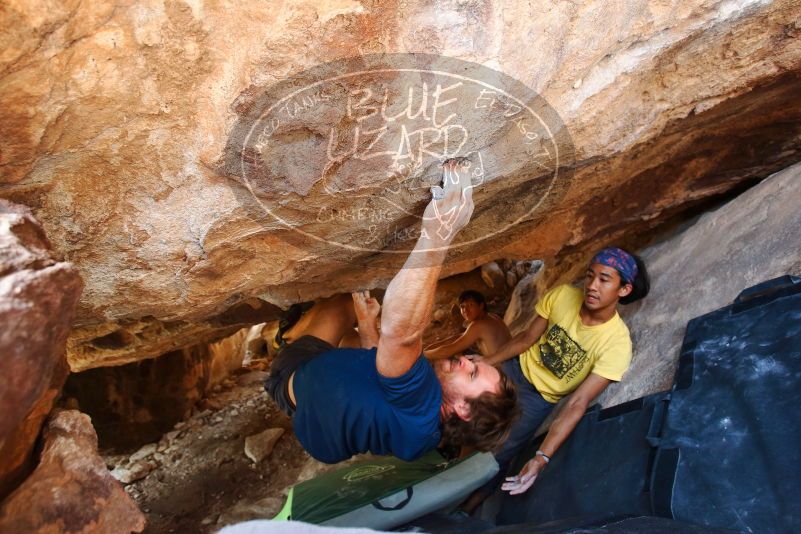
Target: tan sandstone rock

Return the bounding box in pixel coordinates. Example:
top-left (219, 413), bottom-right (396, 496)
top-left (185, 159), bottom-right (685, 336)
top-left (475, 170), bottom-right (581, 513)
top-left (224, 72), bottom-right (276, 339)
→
top-left (0, 409), bottom-right (146, 533)
top-left (480, 261), bottom-right (506, 289)
top-left (0, 200), bottom-right (83, 498)
top-left (111, 460), bottom-right (159, 485)
top-left (244, 428), bottom-right (285, 464)
top-left (503, 260), bottom-right (544, 336)
top-left (0, 1), bottom-right (800, 370)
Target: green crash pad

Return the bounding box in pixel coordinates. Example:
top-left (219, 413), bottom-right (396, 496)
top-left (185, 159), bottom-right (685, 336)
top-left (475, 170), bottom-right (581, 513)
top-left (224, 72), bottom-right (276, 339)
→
top-left (275, 450), bottom-right (498, 529)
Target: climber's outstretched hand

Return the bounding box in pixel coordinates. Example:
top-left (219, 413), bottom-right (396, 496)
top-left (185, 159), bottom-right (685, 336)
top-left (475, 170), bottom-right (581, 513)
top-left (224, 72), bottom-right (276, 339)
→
top-left (421, 158), bottom-right (475, 245)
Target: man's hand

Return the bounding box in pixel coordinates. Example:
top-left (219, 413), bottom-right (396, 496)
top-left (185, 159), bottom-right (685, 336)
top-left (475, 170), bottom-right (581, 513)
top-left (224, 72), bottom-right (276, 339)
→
top-left (352, 291), bottom-right (381, 349)
top-left (352, 290), bottom-right (380, 323)
top-left (500, 454), bottom-right (548, 495)
top-left (421, 158), bottom-right (475, 245)
top-left (501, 375), bottom-right (613, 496)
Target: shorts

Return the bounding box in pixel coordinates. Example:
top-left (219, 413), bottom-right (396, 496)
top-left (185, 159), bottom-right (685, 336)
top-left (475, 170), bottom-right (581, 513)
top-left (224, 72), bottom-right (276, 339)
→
top-left (264, 335), bottom-right (335, 416)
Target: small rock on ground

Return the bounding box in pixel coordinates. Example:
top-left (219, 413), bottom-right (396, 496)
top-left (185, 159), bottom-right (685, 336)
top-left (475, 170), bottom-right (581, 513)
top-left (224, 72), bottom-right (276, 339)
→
top-left (129, 443), bottom-right (158, 463)
top-left (244, 428), bottom-right (285, 463)
top-left (111, 460), bottom-right (159, 484)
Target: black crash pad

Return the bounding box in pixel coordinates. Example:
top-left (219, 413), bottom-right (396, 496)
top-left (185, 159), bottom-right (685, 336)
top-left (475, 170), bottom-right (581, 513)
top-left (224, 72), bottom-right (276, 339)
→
top-left (487, 514), bottom-right (737, 533)
top-left (650, 275), bottom-right (801, 533)
top-left (399, 513), bottom-right (736, 533)
top-left (496, 393), bottom-right (668, 526)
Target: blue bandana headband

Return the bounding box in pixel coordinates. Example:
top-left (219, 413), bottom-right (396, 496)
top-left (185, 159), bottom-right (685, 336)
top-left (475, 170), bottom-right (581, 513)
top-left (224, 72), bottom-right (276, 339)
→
top-left (591, 247), bottom-right (638, 285)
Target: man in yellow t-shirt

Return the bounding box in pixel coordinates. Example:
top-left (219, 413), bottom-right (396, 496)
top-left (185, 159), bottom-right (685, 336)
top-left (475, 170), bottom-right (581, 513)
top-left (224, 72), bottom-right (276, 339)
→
top-left (519, 283), bottom-right (632, 403)
top-left (461, 247), bottom-right (650, 511)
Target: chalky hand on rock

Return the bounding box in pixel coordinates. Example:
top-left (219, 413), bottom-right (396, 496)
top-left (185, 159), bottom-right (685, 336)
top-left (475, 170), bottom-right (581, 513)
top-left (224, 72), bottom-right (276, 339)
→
top-left (423, 158), bottom-right (475, 244)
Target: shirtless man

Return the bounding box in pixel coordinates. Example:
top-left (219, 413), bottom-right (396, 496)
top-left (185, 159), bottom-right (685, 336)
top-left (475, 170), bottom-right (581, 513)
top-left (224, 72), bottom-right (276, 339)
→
top-left (425, 290), bottom-right (512, 359)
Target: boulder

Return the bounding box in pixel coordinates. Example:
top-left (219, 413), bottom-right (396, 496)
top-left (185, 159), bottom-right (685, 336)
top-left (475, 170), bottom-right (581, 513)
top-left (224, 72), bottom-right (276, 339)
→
top-left (209, 326), bottom-right (252, 383)
top-left (480, 261), bottom-right (506, 289)
top-left (0, 410), bottom-right (146, 533)
top-left (503, 260), bottom-right (544, 335)
top-left (129, 443), bottom-right (158, 463)
top-left (110, 460), bottom-right (159, 485)
top-left (65, 298), bottom-right (282, 371)
top-left (0, 200), bottom-right (83, 498)
top-left (599, 161), bottom-right (801, 407)
top-left (1, 1), bottom-right (800, 370)
top-left (244, 428), bottom-right (285, 464)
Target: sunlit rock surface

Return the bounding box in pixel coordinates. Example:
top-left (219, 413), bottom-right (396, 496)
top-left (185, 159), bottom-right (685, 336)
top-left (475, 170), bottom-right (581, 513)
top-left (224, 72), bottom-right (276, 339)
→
top-left (0, 410), bottom-right (146, 533)
top-left (503, 260), bottom-right (544, 336)
top-left (0, 200), bottom-right (83, 498)
top-left (1, 0), bottom-right (800, 368)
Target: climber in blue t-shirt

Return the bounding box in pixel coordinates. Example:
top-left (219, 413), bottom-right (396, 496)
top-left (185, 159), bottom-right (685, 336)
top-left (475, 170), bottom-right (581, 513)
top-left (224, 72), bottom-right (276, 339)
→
top-left (265, 159), bottom-right (519, 463)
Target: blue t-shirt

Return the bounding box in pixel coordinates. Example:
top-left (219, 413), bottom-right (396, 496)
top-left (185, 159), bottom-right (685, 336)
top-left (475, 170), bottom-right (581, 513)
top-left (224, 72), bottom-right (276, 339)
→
top-left (292, 347), bottom-right (442, 463)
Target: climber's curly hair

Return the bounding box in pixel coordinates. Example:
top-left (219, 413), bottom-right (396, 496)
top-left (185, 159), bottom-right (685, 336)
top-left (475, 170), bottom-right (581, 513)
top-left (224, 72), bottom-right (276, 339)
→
top-left (440, 370), bottom-right (520, 453)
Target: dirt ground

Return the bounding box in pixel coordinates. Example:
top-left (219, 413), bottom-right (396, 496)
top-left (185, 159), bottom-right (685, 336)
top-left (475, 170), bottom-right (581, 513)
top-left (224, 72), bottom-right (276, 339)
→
top-left (104, 362), bottom-right (326, 534)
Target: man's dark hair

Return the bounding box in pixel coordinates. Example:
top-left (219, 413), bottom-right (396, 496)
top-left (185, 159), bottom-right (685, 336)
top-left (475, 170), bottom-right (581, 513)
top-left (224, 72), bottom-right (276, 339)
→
top-left (440, 370), bottom-right (520, 453)
top-left (458, 290), bottom-right (486, 310)
top-left (618, 251), bottom-right (650, 305)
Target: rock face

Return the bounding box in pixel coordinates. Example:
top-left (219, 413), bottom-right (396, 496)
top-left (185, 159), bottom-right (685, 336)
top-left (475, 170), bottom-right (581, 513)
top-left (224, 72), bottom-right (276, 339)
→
top-left (0, 200), bottom-right (83, 498)
top-left (503, 260), bottom-right (544, 336)
top-left (66, 297), bottom-right (282, 371)
top-left (211, 324), bottom-right (267, 372)
top-left (1, 1), bottom-right (801, 369)
top-left (598, 161), bottom-right (801, 407)
top-left (0, 410), bottom-right (146, 533)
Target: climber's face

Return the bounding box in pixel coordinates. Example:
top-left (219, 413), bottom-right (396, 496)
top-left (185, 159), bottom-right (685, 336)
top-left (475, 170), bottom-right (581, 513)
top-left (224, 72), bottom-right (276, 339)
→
top-left (435, 355), bottom-right (501, 421)
top-left (583, 263), bottom-right (632, 311)
top-left (459, 298), bottom-right (483, 322)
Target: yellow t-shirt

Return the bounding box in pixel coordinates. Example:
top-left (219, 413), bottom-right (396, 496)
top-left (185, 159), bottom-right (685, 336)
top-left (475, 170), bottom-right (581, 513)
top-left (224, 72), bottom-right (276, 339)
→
top-left (520, 284), bottom-right (632, 403)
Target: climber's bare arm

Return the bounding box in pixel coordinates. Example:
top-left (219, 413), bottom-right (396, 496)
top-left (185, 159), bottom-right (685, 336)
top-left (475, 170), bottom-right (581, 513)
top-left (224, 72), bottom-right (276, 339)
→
top-left (424, 323), bottom-right (482, 359)
top-left (352, 291), bottom-right (380, 349)
top-left (486, 315), bottom-right (548, 366)
top-left (424, 332), bottom-right (462, 351)
top-left (502, 374), bottom-right (611, 495)
top-left (377, 160), bottom-right (475, 378)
